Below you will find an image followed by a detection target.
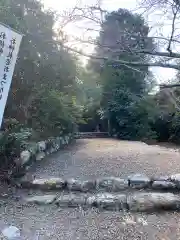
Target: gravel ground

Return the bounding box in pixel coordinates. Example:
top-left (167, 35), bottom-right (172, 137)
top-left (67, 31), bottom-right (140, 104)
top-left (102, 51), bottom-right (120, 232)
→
top-left (1, 139), bottom-right (180, 239)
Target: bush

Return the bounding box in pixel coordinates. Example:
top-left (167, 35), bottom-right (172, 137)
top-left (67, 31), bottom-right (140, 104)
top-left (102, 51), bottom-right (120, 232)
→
top-left (29, 90), bottom-right (81, 138)
top-left (107, 89), bottom-right (157, 141)
top-left (0, 119), bottom-right (32, 178)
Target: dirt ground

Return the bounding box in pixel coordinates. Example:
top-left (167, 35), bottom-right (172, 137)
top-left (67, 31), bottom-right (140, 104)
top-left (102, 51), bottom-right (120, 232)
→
top-left (1, 139), bottom-right (180, 239)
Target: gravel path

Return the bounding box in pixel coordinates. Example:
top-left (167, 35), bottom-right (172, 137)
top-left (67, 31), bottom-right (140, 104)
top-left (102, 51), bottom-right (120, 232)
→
top-left (27, 139), bottom-right (180, 180)
top-left (1, 139), bottom-right (180, 239)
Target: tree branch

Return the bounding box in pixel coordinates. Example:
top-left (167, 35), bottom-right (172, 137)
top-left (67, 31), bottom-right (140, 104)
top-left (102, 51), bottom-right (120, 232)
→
top-left (163, 88), bottom-right (180, 111)
top-left (167, 4), bottom-right (180, 53)
top-left (69, 36), bottom-right (180, 59)
top-left (160, 83), bottom-right (180, 88)
top-left (134, 49), bottom-right (180, 58)
top-left (61, 44), bottom-right (180, 70)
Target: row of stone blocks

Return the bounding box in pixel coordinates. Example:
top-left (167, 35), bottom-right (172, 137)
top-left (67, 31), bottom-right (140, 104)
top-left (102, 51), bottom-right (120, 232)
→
top-left (19, 173), bottom-right (180, 192)
top-left (11, 133), bottom-right (74, 178)
top-left (21, 174), bottom-right (180, 212)
top-left (24, 192), bottom-right (180, 212)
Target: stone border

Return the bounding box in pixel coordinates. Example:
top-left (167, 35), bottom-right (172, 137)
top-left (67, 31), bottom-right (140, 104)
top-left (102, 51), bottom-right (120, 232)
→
top-left (24, 192), bottom-right (180, 212)
top-left (18, 174), bottom-right (180, 193)
top-left (12, 133), bottom-right (74, 178)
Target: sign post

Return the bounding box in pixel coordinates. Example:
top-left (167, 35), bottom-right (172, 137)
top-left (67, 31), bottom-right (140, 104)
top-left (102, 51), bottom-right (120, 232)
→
top-left (0, 23), bottom-right (22, 128)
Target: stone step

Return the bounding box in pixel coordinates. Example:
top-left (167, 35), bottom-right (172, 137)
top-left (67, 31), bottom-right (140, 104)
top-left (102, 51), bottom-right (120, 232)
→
top-left (17, 173), bottom-right (180, 193)
top-left (23, 192), bottom-right (180, 213)
top-left (75, 132), bottom-right (109, 139)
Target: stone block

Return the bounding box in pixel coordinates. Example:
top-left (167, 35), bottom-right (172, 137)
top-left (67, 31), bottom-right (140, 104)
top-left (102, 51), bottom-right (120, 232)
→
top-left (20, 150), bottom-right (31, 165)
top-left (66, 179), bottom-right (96, 192)
top-left (152, 181), bottom-right (177, 190)
top-left (36, 152), bottom-right (46, 161)
top-left (128, 174), bottom-right (151, 189)
top-left (31, 178), bottom-right (65, 190)
top-left (55, 193), bottom-right (87, 207)
top-left (87, 193), bottom-right (127, 210)
top-left (127, 192), bottom-right (180, 212)
top-left (37, 141), bottom-right (46, 152)
top-left (25, 194), bottom-right (57, 204)
top-left (96, 177), bottom-right (128, 192)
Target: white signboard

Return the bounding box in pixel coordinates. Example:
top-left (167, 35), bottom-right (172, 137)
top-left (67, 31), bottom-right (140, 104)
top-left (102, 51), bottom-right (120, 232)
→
top-left (0, 24), bottom-right (22, 127)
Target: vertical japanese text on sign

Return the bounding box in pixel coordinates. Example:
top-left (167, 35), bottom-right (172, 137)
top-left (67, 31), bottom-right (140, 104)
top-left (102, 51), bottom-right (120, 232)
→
top-left (0, 24), bottom-right (22, 127)
top-left (0, 37), bottom-right (16, 99)
top-left (0, 32), bottom-right (5, 56)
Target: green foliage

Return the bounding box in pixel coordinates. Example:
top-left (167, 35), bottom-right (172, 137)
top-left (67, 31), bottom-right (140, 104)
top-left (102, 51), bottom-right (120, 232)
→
top-left (150, 85), bottom-right (180, 144)
top-left (0, 119), bottom-right (32, 173)
top-left (106, 86), bottom-right (157, 140)
top-left (169, 112), bottom-right (180, 143)
top-left (29, 90), bottom-right (81, 138)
